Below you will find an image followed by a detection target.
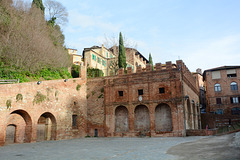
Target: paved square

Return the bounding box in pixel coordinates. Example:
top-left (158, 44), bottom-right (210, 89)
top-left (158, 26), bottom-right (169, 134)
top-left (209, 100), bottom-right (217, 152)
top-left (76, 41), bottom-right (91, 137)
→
top-left (0, 132), bottom-right (239, 160)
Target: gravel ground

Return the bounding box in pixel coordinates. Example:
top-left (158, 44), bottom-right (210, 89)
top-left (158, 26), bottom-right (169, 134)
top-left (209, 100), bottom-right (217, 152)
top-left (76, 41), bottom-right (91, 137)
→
top-left (167, 132), bottom-right (240, 160)
top-left (0, 132), bottom-right (239, 160)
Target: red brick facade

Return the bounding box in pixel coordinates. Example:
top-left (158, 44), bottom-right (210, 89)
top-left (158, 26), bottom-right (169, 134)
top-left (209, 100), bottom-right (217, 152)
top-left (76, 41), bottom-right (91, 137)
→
top-left (203, 66), bottom-right (240, 115)
top-left (0, 60), bottom-right (200, 146)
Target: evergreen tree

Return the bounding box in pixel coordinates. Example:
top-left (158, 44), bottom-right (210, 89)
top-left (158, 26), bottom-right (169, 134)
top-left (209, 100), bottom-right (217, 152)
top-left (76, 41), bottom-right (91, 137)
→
top-left (118, 32), bottom-right (127, 69)
top-left (149, 53), bottom-right (154, 70)
top-left (32, 0), bottom-right (45, 13)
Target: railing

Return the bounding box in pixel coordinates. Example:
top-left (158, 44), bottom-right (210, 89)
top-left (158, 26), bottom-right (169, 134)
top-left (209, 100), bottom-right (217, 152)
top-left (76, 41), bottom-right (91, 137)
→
top-left (0, 79), bottom-right (19, 84)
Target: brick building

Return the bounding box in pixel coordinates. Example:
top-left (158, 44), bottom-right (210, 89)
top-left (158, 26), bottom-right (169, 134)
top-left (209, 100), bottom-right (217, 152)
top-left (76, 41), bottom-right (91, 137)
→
top-left (87, 60), bottom-right (200, 137)
top-left (0, 60), bottom-right (200, 146)
top-left (203, 66), bottom-right (240, 115)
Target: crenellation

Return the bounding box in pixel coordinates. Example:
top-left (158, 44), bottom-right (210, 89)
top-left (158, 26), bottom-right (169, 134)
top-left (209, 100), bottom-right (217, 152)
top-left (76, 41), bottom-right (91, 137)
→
top-left (118, 68), bottom-right (124, 75)
top-left (166, 61), bottom-right (172, 70)
top-left (156, 63), bottom-right (162, 71)
top-left (127, 67), bottom-right (132, 74)
top-left (146, 64), bottom-right (152, 72)
top-left (136, 65), bottom-right (142, 73)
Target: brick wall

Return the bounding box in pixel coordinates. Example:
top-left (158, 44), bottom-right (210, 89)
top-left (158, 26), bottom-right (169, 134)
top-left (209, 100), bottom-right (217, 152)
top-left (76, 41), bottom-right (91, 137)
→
top-left (86, 78), bottom-right (105, 137)
top-left (0, 78), bottom-right (87, 146)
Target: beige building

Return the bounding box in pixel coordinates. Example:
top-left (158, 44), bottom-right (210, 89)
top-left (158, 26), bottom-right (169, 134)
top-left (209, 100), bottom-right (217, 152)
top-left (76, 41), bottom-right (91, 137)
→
top-left (68, 48), bottom-right (83, 66)
top-left (83, 45), bottom-right (116, 76)
top-left (83, 44), bottom-right (149, 76)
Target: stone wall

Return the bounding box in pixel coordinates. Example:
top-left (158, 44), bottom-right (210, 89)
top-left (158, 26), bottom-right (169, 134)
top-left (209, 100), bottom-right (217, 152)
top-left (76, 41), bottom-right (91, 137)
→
top-left (0, 78), bottom-right (87, 146)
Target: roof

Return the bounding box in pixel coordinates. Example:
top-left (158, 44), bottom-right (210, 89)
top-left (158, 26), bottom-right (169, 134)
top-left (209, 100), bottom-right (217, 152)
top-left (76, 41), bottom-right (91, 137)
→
top-left (204, 66), bottom-right (240, 72)
top-left (203, 65), bottom-right (240, 81)
top-left (109, 46), bottom-right (149, 63)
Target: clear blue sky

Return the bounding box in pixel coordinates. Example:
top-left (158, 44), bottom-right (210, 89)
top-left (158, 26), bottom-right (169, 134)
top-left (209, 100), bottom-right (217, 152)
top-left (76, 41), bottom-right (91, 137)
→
top-left (26, 0), bottom-right (240, 72)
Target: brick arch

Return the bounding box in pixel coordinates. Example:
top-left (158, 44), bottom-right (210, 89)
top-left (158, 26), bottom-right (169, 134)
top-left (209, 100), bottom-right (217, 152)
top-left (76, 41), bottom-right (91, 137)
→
top-left (37, 112), bottom-right (57, 141)
top-left (134, 105), bottom-right (150, 132)
top-left (115, 106), bottom-right (129, 132)
top-left (155, 103), bottom-right (172, 132)
top-left (4, 109), bottom-right (33, 145)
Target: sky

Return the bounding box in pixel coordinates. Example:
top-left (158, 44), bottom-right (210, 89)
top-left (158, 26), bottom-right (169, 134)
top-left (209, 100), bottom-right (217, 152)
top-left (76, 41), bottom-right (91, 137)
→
top-left (24, 0), bottom-right (240, 72)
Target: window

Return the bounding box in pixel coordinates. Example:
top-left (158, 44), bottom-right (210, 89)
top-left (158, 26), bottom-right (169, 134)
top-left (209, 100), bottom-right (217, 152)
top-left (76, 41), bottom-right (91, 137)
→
top-left (227, 69), bottom-right (237, 78)
top-left (212, 71), bottom-right (221, 79)
top-left (214, 84), bottom-right (221, 92)
top-left (216, 98), bottom-right (221, 104)
top-left (230, 97), bottom-right (239, 104)
top-left (97, 57), bottom-right (101, 64)
top-left (118, 91), bottom-right (123, 97)
top-left (92, 54), bottom-right (96, 61)
top-left (72, 115), bottom-right (77, 128)
top-left (232, 107), bottom-right (240, 115)
top-left (138, 89), bottom-right (143, 95)
top-left (217, 109), bottom-right (223, 115)
top-left (106, 51), bottom-right (108, 58)
top-left (231, 82), bottom-right (238, 91)
top-left (159, 88), bottom-right (165, 94)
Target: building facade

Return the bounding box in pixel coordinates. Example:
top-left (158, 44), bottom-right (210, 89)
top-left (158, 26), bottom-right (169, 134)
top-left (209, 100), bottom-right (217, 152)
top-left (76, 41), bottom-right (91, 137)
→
top-left (203, 66), bottom-right (240, 115)
top-left (68, 48), bottom-right (83, 65)
top-left (83, 45), bottom-right (149, 76)
top-left (0, 60), bottom-right (200, 146)
top-left (87, 60), bottom-right (200, 137)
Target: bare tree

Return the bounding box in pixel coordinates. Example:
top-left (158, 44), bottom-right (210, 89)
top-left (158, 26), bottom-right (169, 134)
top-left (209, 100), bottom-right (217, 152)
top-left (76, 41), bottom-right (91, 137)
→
top-left (108, 59), bottom-right (119, 76)
top-left (103, 34), bottom-right (138, 49)
top-left (0, 0), bottom-right (70, 72)
top-left (44, 0), bottom-right (68, 26)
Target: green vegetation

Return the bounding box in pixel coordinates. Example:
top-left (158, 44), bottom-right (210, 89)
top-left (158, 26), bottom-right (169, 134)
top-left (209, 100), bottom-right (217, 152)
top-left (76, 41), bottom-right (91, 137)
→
top-left (100, 87), bottom-right (104, 93)
top-left (6, 99), bottom-right (11, 109)
top-left (91, 91), bottom-right (95, 96)
top-left (33, 91), bottom-right (46, 105)
top-left (98, 94), bottom-right (103, 99)
top-left (0, 0), bottom-right (71, 82)
top-left (87, 67), bottom-right (104, 78)
top-left (149, 53), bottom-right (154, 71)
top-left (71, 64), bottom-right (80, 78)
top-left (0, 65), bottom-right (71, 82)
top-left (118, 32), bottom-right (127, 69)
top-left (76, 84), bottom-right (81, 91)
top-left (16, 93), bottom-right (23, 102)
top-left (32, 0), bottom-right (45, 13)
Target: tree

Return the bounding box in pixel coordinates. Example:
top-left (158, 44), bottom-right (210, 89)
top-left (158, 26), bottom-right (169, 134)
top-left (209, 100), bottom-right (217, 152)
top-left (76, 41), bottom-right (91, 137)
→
top-left (108, 59), bottom-right (118, 76)
top-left (44, 0), bottom-right (68, 26)
top-left (118, 32), bottom-right (127, 69)
top-left (32, 0), bottom-right (45, 13)
top-left (149, 53), bottom-right (153, 70)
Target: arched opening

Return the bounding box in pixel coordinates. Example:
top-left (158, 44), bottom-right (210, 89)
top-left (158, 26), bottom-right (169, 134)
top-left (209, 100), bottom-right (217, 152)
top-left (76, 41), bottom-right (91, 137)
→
top-left (37, 112), bottom-right (57, 141)
top-left (5, 110), bottom-right (32, 145)
top-left (5, 124), bottom-right (16, 144)
top-left (192, 103), bottom-right (196, 129)
top-left (186, 99), bottom-right (192, 129)
top-left (134, 105), bottom-right (150, 132)
top-left (115, 106), bottom-right (129, 132)
top-left (155, 103), bottom-right (172, 132)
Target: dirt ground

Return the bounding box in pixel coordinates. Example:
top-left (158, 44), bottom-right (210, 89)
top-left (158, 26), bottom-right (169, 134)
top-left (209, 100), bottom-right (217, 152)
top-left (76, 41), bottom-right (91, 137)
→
top-left (167, 132), bottom-right (240, 160)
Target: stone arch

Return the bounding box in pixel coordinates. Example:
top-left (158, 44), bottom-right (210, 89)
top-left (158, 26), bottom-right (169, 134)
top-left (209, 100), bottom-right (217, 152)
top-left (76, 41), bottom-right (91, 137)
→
top-left (134, 105), bottom-right (150, 132)
top-left (4, 110), bottom-right (32, 145)
top-left (115, 106), bottom-right (129, 132)
top-left (37, 112), bottom-right (57, 141)
top-left (186, 99), bottom-right (192, 129)
top-left (155, 103), bottom-right (172, 132)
